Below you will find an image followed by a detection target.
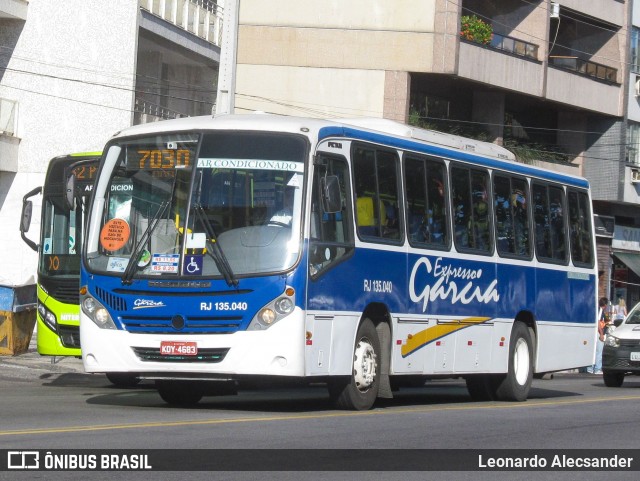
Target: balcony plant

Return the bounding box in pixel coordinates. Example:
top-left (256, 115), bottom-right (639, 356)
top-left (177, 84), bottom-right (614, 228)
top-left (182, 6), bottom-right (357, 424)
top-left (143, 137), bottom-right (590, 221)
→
top-left (460, 15), bottom-right (493, 45)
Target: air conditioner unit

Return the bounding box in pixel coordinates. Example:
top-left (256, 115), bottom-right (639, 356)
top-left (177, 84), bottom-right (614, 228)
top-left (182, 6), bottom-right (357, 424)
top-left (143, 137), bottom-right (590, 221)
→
top-left (550, 2), bottom-right (560, 19)
top-left (635, 76), bottom-right (640, 97)
top-left (631, 169), bottom-right (640, 183)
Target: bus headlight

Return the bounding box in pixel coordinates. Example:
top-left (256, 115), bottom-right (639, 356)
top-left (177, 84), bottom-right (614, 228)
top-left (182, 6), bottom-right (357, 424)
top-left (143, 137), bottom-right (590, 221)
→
top-left (605, 334), bottom-right (620, 348)
top-left (248, 287), bottom-right (296, 330)
top-left (81, 295), bottom-right (117, 330)
top-left (37, 300), bottom-right (57, 332)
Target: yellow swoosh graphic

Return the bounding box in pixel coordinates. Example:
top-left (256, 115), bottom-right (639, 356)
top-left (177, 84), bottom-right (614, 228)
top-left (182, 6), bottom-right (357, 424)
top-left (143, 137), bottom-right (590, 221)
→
top-left (401, 317), bottom-right (491, 358)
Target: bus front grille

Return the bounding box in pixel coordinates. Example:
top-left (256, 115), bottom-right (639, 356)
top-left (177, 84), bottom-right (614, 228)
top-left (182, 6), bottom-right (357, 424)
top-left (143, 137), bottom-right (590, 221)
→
top-left (58, 325), bottom-right (81, 348)
top-left (132, 347), bottom-right (229, 363)
top-left (120, 315), bottom-right (243, 334)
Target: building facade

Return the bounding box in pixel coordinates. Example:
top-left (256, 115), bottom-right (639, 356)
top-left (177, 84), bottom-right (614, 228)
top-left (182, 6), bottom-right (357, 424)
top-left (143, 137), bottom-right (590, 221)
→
top-left (0, 0), bottom-right (222, 286)
top-left (232, 0), bottom-right (633, 306)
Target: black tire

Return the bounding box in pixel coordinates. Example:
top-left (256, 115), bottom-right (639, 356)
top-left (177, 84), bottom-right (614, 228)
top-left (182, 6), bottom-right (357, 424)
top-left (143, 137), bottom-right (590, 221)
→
top-left (466, 375), bottom-right (499, 401)
top-left (603, 370), bottom-right (624, 387)
top-left (328, 319), bottom-right (380, 410)
top-left (106, 373), bottom-right (140, 388)
top-left (156, 381), bottom-right (204, 407)
top-left (494, 322), bottom-right (533, 402)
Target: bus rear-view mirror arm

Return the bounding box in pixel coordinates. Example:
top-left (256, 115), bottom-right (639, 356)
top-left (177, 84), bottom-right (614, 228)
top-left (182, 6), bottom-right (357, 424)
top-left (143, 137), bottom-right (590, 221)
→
top-left (20, 186), bottom-right (42, 251)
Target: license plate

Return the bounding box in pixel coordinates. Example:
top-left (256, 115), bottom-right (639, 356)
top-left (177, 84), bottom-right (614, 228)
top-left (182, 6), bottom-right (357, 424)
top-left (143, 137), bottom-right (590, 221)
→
top-left (631, 352), bottom-right (640, 362)
top-left (160, 341), bottom-right (198, 356)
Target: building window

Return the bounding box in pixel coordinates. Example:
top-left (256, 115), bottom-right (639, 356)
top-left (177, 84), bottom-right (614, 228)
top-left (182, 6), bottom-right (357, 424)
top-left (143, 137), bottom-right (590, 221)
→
top-left (632, 27), bottom-right (640, 74)
top-left (627, 122), bottom-right (640, 165)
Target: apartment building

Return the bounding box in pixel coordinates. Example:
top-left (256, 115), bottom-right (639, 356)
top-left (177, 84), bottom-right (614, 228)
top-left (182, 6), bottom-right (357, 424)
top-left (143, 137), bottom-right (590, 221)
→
top-left (0, 0), bottom-right (222, 285)
top-left (233, 0), bottom-right (632, 302)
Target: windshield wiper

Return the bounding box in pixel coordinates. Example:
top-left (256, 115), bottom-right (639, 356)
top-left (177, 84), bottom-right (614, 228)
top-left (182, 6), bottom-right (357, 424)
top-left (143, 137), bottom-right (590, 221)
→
top-left (193, 204), bottom-right (238, 288)
top-left (121, 200), bottom-right (170, 285)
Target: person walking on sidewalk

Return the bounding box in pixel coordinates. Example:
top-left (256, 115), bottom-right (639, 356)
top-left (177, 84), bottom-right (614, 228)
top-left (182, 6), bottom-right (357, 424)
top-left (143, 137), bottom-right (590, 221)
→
top-left (587, 297), bottom-right (609, 374)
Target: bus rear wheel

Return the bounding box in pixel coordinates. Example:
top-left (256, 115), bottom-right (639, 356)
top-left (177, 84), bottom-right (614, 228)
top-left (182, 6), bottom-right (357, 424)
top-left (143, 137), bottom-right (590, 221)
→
top-left (329, 319), bottom-right (380, 411)
top-left (156, 381), bottom-right (204, 407)
top-left (494, 322), bottom-right (533, 401)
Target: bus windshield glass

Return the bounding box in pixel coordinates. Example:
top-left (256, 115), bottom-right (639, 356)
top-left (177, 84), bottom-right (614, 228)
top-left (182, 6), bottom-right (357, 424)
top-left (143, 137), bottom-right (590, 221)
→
top-left (85, 131), bottom-right (307, 281)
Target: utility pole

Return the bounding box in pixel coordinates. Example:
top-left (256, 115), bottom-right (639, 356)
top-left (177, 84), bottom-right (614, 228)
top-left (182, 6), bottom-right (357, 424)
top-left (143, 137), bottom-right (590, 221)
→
top-left (215, 0), bottom-right (239, 115)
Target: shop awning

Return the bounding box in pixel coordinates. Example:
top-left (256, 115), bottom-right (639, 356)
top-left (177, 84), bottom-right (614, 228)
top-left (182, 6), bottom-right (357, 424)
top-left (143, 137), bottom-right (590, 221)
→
top-left (613, 252), bottom-right (640, 278)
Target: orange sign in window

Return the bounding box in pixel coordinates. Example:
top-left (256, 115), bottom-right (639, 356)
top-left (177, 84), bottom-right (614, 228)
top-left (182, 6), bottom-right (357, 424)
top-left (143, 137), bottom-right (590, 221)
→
top-left (100, 218), bottom-right (130, 251)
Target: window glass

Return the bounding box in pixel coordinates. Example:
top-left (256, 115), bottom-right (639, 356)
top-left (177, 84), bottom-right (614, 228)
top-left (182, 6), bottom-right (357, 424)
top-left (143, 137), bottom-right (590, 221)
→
top-left (568, 190), bottom-right (594, 266)
top-left (451, 166), bottom-right (491, 253)
top-left (309, 155), bottom-right (353, 277)
top-left (405, 157), bottom-right (448, 248)
top-left (494, 175), bottom-right (530, 257)
top-left (353, 146), bottom-right (401, 241)
top-left (533, 183), bottom-right (567, 263)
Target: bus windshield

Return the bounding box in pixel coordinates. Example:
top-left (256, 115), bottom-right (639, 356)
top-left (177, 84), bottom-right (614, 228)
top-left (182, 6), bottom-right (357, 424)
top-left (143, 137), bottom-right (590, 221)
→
top-left (85, 131), bottom-right (307, 281)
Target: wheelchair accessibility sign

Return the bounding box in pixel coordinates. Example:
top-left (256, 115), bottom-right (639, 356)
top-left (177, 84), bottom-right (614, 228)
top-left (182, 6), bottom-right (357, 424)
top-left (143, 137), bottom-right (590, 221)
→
top-left (183, 255), bottom-right (203, 275)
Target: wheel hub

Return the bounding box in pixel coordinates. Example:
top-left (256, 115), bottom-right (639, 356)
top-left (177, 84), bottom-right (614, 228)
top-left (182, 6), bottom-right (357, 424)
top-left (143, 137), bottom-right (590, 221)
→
top-left (353, 338), bottom-right (377, 392)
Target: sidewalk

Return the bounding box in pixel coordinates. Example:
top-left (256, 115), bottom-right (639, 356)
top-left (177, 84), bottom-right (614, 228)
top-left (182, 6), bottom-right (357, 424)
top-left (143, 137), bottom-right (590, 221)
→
top-left (0, 332), bottom-right (85, 380)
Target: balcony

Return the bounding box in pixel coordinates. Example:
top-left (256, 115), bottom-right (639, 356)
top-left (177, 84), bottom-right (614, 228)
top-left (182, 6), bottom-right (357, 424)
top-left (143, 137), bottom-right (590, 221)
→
top-left (139, 0), bottom-right (223, 47)
top-left (489, 33), bottom-right (538, 61)
top-left (0, 0), bottom-right (28, 20)
top-left (0, 97), bottom-right (19, 172)
top-left (134, 97), bottom-right (186, 124)
top-left (549, 56), bottom-right (617, 84)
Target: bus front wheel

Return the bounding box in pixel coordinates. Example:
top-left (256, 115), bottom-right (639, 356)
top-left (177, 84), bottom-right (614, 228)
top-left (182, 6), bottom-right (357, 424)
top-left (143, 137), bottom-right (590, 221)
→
top-left (494, 322), bottom-right (533, 401)
top-left (328, 319), bottom-right (380, 411)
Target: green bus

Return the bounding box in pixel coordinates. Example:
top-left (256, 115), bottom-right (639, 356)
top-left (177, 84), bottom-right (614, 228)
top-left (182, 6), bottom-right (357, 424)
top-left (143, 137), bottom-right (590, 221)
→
top-left (20, 153), bottom-right (101, 357)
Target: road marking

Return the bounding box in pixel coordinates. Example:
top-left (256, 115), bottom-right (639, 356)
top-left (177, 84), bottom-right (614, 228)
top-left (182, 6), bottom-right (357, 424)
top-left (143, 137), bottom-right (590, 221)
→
top-left (2, 394), bottom-right (640, 437)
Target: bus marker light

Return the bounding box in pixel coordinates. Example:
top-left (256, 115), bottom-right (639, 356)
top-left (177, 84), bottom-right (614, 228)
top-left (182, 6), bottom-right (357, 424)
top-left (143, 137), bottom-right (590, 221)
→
top-left (468, 341), bottom-right (473, 346)
top-left (396, 340), bottom-right (402, 345)
top-left (306, 340), bottom-right (312, 345)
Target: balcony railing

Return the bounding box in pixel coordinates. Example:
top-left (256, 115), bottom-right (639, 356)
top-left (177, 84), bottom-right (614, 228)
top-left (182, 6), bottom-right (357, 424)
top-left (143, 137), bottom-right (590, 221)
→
top-left (548, 56), bottom-right (617, 83)
top-left (0, 98), bottom-right (17, 136)
top-left (134, 97), bottom-right (186, 124)
top-left (489, 33), bottom-right (538, 61)
top-left (139, 0), bottom-right (224, 47)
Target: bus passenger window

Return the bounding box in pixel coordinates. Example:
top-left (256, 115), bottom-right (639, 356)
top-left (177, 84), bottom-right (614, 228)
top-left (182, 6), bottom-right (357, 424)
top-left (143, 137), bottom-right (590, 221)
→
top-left (451, 166), bottom-right (491, 253)
top-left (533, 183), bottom-right (567, 263)
top-left (568, 190), bottom-right (593, 266)
top-left (494, 175), bottom-right (530, 257)
top-left (353, 146), bottom-right (401, 242)
top-left (405, 157), bottom-right (448, 248)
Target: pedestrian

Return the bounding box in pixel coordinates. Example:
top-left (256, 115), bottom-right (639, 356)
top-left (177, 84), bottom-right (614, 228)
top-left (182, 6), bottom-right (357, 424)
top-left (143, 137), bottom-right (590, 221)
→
top-left (612, 297), bottom-right (627, 326)
top-left (587, 297), bottom-right (609, 374)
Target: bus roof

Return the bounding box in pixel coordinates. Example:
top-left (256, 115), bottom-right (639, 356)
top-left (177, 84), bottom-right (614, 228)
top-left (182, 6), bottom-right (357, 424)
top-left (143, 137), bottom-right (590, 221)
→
top-left (109, 114), bottom-right (588, 189)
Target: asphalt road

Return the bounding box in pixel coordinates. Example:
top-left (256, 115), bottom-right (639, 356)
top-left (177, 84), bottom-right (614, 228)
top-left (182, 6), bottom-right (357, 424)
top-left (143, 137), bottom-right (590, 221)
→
top-left (1, 339), bottom-right (639, 481)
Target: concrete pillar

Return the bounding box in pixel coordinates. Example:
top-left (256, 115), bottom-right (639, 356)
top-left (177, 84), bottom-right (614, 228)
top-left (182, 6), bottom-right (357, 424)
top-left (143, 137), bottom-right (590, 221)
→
top-left (383, 71), bottom-right (410, 123)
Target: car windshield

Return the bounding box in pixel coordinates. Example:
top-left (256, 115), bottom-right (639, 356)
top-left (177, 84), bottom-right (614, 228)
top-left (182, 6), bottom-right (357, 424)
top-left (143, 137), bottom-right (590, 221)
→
top-left (625, 305), bottom-right (640, 325)
top-left (84, 131), bottom-right (307, 282)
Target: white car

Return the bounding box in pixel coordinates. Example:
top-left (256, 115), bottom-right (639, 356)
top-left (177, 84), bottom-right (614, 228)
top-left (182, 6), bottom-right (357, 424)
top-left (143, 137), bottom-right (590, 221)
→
top-left (602, 303), bottom-right (640, 387)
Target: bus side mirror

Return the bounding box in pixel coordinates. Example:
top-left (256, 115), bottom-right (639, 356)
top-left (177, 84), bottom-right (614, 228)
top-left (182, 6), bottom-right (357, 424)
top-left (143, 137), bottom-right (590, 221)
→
top-left (321, 175), bottom-right (342, 214)
top-left (65, 174), bottom-right (75, 210)
top-left (20, 186), bottom-right (42, 252)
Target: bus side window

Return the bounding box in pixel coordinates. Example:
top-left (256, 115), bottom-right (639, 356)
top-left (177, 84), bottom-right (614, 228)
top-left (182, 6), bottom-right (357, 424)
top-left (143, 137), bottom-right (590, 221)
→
top-left (353, 145), bottom-right (401, 242)
top-left (451, 165), bottom-right (491, 253)
top-left (494, 175), bottom-right (530, 258)
top-left (568, 190), bottom-right (593, 266)
top-left (533, 183), bottom-right (567, 263)
top-left (309, 155), bottom-right (354, 277)
top-left (404, 156), bottom-right (448, 248)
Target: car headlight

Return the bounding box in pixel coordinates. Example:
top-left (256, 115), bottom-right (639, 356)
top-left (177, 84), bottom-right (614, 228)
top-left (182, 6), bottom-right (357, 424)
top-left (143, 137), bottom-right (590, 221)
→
top-left (249, 287), bottom-right (296, 330)
top-left (81, 294), bottom-right (117, 330)
top-left (605, 334), bottom-right (620, 348)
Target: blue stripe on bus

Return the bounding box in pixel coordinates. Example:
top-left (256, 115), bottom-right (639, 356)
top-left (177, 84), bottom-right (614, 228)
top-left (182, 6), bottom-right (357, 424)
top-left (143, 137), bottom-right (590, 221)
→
top-left (317, 126), bottom-right (589, 190)
top-left (307, 247), bottom-right (596, 325)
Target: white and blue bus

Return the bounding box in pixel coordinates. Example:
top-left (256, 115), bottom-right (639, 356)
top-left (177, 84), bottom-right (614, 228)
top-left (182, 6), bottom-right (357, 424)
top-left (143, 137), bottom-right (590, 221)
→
top-left (80, 114), bottom-right (597, 410)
